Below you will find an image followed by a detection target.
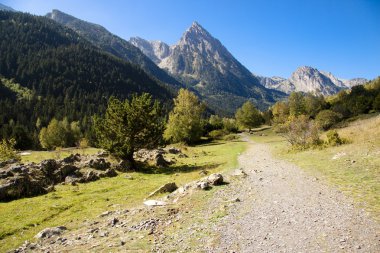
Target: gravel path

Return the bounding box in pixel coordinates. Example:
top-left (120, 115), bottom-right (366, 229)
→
top-left (213, 136), bottom-right (380, 252)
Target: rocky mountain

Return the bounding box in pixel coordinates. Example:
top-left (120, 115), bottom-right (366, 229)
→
top-left (46, 9), bottom-right (182, 91)
top-left (130, 22), bottom-right (285, 115)
top-left (342, 78), bottom-right (368, 88)
top-left (130, 37), bottom-right (171, 65)
top-left (0, 3), bottom-right (15, 11)
top-left (257, 66), bottom-right (368, 96)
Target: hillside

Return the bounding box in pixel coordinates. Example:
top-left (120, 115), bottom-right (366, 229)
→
top-left (46, 9), bottom-right (183, 92)
top-left (0, 11), bottom-right (172, 149)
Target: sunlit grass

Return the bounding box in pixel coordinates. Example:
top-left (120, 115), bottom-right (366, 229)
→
top-left (0, 139), bottom-right (246, 252)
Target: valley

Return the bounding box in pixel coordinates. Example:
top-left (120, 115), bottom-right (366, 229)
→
top-left (0, 1), bottom-right (379, 252)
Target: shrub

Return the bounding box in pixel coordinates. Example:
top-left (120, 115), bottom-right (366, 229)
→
top-left (208, 129), bottom-right (227, 140)
top-left (0, 138), bottom-right (20, 161)
top-left (283, 115), bottom-right (321, 149)
top-left (222, 134), bottom-right (239, 141)
top-left (326, 130), bottom-right (347, 146)
top-left (315, 110), bottom-right (342, 130)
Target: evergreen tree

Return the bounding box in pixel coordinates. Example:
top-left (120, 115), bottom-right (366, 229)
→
top-left (94, 94), bottom-right (164, 167)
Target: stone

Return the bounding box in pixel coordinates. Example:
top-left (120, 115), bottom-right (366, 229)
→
top-left (40, 159), bottom-right (59, 175)
top-left (35, 226), bottom-right (67, 239)
top-left (207, 173), bottom-right (224, 185)
top-left (97, 151), bottom-right (109, 157)
top-left (143, 200), bottom-right (167, 206)
top-left (98, 168), bottom-right (118, 178)
top-left (86, 158), bottom-right (110, 170)
top-left (62, 153), bottom-right (81, 164)
top-left (231, 168), bottom-right (247, 177)
top-left (167, 147), bottom-right (181, 154)
top-left (196, 181), bottom-right (209, 190)
top-left (115, 160), bottom-right (132, 172)
top-left (84, 171), bottom-right (100, 182)
top-left (154, 154), bottom-right (170, 167)
top-left (148, 182), bottom-right (178, 197)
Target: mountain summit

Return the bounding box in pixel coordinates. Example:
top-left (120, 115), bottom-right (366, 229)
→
top-left (131, 22), bottom-right (284, 114)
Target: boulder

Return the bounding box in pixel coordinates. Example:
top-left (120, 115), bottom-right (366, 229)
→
top-left (98, 168), bottom-right (118, 178)
top-left (40, 159), bottom-right (60, 176)
top-left (86, 158), bottom-right (110, 170)
top-left (154, 154), bottom-right (169, 167)
top-left (196, 181), bottom-right (210, 190)
top-left (83, 171), bottom-right (100, 182)
top-left (35, 226), bottom-right (67, 239)
top-left (0, 175), bottom-right (47, 201)
top-left (207, 173), bottom-right (224, 185)
top-left (115, 160), bottom-right (132, 172)
top-left (64, 175), bottom-right (82, 185)
top-left (148, 182), bottom-right (178, 197)
top-left (62, 153), bottom-right (81, 164)
top-left (167, 147), bottom-right (181, 154)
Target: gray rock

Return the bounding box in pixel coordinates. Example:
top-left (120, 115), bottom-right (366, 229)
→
top-left (98, 168), bottom-right (117, 178)
top-left (84, 171), bottom-right (100, 182)
top-left (35, 226), bottom-right (67, 239)
top-left (196, 181), bottom-right (210, 190)
top-left (207, 173), bottom-right (224, 185)
top-left (167, 147), bottom-right (181, 154)
top-left (61, 153), bottom-right (81, 164)
top-left (148, 182), bottom-right (178, 197)
top-left (86, 158), bottom-right (110, 170)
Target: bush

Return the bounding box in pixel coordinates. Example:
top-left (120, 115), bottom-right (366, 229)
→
top-left (283, 115), bottom-right (321, 149)
top-left (222, 134), bottom-right (239, 141)
top-left (315, 110), bottom-right (342, 130)
top-left (326, 130), bottom-right (347, 146)
top-left (0, 138), bottom-right (20, 161)
top-left (208, 129), bottom-right (227, 140)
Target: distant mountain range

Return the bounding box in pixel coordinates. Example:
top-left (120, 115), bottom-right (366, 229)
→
top-left (130, 22), bottom-right (285, 114)
top-left (255, 66), bottom-right (367, 96)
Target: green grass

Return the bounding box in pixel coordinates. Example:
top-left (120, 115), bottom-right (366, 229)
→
top-left (20, 147), bottom-right (101, 163)
top-left (251, 115), bottom-right (380, 221)
top-left (0, 139), bottom-right (246, 252)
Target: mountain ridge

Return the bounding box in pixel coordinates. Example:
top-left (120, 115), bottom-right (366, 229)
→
top-left (130, 21), bottom-right (285, 115)
top-left (256, 66), bottom-right (368, 95)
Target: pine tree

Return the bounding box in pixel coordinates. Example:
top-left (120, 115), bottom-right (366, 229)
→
top-left (94, 94), bottom-right (164, 167)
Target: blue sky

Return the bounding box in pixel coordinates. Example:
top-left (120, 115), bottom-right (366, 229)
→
top-left (2, 0), bottom-right (379, 80)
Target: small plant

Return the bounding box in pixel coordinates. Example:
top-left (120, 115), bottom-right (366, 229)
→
top-left (326, 130), bottom-right (347, 146)
top-left (79, 138), bottom-right (89, 155)
top-left (0, 138), bottom-right (20, 162)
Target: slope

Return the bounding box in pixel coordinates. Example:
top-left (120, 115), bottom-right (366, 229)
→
top-left (0, 11), bottom-right (172, 149)
top-left (46, 9), bottom-right (183, 91)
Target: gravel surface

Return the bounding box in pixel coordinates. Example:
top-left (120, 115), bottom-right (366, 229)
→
top-left (213, 136), bottom-right (380, 252)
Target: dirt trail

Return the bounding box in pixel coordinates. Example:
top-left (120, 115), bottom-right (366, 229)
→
top-left (213, 136), bottom-right (380, 252)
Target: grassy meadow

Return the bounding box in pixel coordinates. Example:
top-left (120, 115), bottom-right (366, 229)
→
top-left (0, 139), bottom-right (246, 252)
top-left (251, 113), bottom-right (380, 220)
